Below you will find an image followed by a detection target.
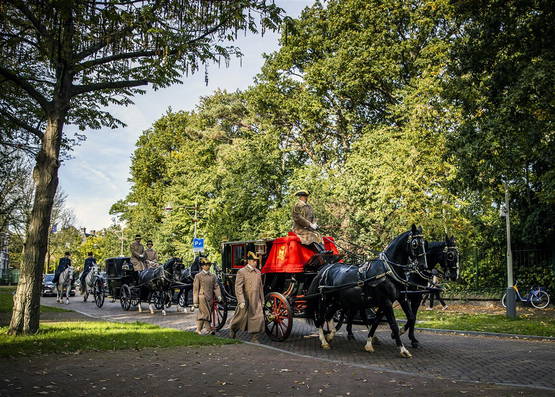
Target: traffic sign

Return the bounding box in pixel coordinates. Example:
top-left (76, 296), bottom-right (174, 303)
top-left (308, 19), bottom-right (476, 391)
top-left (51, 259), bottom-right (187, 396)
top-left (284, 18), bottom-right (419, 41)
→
top-left (193, 238), bottom-right (205, 252)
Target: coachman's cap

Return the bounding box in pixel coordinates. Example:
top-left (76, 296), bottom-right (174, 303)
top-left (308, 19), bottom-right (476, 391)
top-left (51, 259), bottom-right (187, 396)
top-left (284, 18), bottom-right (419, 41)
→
top-left (199, 257), bottom-right (212, 265)
top-left (247, 251), bottom-right (260, 261)
top-left (294, 190), bottom-right (309, 197)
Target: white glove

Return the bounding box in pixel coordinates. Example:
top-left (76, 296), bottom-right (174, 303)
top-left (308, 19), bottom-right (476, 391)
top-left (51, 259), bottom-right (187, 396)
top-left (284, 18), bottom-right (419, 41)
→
top-left (193, 303), bottom-right (199, 308)
top-left (217, 296), bottom-right (222, 302)
top-left (239, 302), bottom-right (246, 310)
top-left (310, 222), bottom-right (318, 230)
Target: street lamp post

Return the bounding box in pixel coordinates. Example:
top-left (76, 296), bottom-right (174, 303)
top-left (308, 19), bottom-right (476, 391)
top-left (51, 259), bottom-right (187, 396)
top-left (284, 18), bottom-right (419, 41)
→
top-left (502, 184), bottom-right (517, 318)
top-left (165, 201), bottom-right (201, 253)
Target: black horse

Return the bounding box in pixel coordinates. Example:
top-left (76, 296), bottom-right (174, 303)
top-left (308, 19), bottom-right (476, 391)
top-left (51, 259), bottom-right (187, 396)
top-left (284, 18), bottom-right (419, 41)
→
top-left (175, 256), bottom-right (202, 309)
top-left (371, 234), bottom-right (459, 348)
top-left (306, 224), bottom-right (427, 358)
top-left (136, 257), bottom-right (183, 315)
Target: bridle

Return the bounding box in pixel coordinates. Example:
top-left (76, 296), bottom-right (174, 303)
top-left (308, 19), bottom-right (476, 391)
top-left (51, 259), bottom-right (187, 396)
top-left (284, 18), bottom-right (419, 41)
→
top-left (379, 232), bottom-right (430, 288)
top-left (442, 245), bottom-right (459, 279)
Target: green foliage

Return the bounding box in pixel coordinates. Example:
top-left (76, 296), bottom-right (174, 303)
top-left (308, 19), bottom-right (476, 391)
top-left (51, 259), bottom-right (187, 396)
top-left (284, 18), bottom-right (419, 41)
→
top-left (0, 321), bottom-right (237, 357)
top-left (116, 0), bottom-right (555, 291)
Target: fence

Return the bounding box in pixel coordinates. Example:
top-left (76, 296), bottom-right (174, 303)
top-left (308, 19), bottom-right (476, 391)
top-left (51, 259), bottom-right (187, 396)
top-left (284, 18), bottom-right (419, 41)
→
top-left (454, 246), bottom-right (555, 298)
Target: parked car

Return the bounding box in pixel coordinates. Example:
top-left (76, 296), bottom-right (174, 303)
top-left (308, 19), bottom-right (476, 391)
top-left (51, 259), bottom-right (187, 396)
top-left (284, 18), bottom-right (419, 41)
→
top-left (42, 273), bottom-right (76, 297)
top-left (42, 274), bottom-right (56, 296)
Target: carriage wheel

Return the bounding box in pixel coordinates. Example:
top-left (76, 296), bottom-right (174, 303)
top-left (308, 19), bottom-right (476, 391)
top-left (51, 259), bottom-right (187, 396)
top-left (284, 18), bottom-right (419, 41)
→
top-left (177, 289), bottom-right (189, 308)
top-left (120, 284), bottom-right (131, 311)
top-left (93, 279), bottom-right (105, 308)
top-left (332, 310), bottom-right (344, 331)
top-left (152, 291), bottom-right (166, 310)
top-left (211, 298), bottom-right (228, 331)
top-left (264, 292), bottom-right (293, 341)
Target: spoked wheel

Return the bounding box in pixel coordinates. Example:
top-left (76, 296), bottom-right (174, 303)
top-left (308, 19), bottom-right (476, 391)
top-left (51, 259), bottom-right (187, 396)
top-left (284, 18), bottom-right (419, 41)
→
top-left (264, 292), bottom-right (293, 342)
top-left (333, 309), bottom-right (344, 331)
top-left (152, 291), bottom-right (164, 310)
top-left (120, 284), bottom-right (131, 311)
top-left (531, 291), bottom-right (550, 309)
top-left (93, 279), bottom-right (105, 308)
top-left (211, 298), bottom-right (228, 331)
top-left (152, 291), bottom-right (171, 310)
top-left (177, 289), bottom-right (189, 308)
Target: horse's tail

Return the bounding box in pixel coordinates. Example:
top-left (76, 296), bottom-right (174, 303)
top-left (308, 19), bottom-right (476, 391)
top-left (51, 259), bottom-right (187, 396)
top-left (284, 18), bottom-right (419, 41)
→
top-left (305, 267), bottom-right (327, 326)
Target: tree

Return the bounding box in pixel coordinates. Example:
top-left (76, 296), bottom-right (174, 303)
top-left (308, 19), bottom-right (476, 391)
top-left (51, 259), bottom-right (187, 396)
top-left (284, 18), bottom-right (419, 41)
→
top-left (447, 0), bottom-right (555, 249)
top-left (1, 0), bottom-right (282, 335)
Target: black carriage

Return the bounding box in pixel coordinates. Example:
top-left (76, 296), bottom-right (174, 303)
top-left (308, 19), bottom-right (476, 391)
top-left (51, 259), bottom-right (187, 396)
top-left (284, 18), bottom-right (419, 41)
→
top-left (219, 233), bottom-right (340, 341)
top-left (103, 256), bottom-right (143, 310)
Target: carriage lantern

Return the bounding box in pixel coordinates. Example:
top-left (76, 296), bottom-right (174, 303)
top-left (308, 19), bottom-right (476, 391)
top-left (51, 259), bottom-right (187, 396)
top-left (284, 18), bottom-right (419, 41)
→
top-left (255, 240), bottom-right (267, 256)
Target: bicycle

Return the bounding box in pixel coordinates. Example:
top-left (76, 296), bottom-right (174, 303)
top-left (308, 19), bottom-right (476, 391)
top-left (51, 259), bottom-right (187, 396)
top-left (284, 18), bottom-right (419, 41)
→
top-left (501, 281), bottom-right (550, 309)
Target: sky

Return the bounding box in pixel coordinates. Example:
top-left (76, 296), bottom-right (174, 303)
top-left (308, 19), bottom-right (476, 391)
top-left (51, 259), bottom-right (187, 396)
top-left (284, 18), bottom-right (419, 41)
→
top-left (59, 1), bottom-right (313, 232)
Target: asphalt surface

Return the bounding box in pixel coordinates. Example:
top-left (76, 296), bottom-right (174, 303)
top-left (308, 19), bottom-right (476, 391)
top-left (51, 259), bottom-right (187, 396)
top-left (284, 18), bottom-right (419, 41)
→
top-left (41, 296), bottom-right (555, 392)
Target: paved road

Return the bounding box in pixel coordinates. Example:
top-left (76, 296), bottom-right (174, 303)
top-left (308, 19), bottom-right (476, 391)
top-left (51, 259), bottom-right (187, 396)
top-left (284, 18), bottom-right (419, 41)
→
top-left (42, 296), bottom-right (555, 391)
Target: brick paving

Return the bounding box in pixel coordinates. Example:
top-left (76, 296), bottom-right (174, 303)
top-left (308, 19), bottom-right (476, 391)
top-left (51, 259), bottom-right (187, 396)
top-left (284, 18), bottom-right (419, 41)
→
top-left (41, 296), bottom-right (555, 391)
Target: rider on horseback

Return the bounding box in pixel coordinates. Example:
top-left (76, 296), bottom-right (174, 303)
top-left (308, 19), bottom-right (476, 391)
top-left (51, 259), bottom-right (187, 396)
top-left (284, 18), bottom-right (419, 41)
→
top-left (53, 251), bottom-right (71, 284)
top-left (79, 252), bottom-right (96, 292)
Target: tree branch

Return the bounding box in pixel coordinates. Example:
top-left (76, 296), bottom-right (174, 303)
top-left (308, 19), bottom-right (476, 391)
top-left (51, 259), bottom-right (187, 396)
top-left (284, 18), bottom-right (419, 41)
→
top-left (0, 108), bottom-right (44, 138)
top-left (71, 79), bottom-right (149, 96)
top-left (0, 66), bottom-right (50, 111)
top-left (10, 0), bottom-right (48, 37)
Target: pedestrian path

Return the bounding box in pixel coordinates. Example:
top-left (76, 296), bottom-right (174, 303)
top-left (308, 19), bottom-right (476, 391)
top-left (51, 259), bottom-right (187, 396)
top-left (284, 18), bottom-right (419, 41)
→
top-left (41, 296), bottom-right (555, 391)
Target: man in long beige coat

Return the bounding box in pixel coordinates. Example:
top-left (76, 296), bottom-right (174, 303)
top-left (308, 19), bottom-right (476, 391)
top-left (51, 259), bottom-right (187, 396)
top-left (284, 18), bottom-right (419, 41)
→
top-left (193, 258), bottom-right (222, 335)
top-left (292, 190), bottom-right (325, 252)
top-left (130, 234), bottom-right (146, 271)
top-left (229, 251), bottom-right (265, 342)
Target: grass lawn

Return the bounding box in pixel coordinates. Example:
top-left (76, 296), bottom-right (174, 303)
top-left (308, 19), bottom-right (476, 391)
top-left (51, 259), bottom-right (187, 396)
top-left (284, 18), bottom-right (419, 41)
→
top-left (0, 292), bottom-right (70, 313)
top-left (395, 308), bottom-right (555, 337)
top-left (0, 321), bottom-right (237, 357)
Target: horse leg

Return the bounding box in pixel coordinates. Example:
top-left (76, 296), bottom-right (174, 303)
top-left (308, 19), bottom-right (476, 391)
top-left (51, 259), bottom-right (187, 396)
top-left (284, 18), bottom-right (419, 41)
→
top-left (406, 295), bottom-right (422, 347)
top-left (65, 285), bottom-right (70, 304)
top-left (397, 299), bottom-right (418, 347)
top-left (149, 292), bottom-right (155, 314)
top-left (318, 325), bottom-right (331, 349)
top-left (346, 310), bottom-right (356, 340)
top-left (383, 301), bottom-right (411, 358)
top-left (365, 309), bottom-right (384, 352)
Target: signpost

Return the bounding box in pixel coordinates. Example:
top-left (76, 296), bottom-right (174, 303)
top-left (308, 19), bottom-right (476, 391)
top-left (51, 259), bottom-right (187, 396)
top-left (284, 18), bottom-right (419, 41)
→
top-left (193, 238), bottom-right (205, 253)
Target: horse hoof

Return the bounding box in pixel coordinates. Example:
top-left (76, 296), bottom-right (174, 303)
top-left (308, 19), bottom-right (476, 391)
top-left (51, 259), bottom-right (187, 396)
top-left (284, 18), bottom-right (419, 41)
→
top-left (411, 341), bottom-right (420, 348)
top-left (321, 344), bottom-right (331, 350)
top-left (364, 344), bottom-right (374, 353)
top-left (372, 336), bottom-right (381, 345)
top-left (400, 346), bottom-right (412, 358)
top-left (162, 310), bottom-right (166, 316)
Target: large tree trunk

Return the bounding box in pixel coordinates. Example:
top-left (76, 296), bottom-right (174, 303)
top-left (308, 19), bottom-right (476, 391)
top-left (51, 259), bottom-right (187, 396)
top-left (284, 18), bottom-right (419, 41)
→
top-left (8, 115), bottom-right (64, 335)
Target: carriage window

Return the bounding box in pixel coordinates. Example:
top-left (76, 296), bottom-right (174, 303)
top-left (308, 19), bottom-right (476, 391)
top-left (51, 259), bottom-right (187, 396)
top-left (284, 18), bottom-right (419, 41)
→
top-left (232, 244), bottom-right (246, 269)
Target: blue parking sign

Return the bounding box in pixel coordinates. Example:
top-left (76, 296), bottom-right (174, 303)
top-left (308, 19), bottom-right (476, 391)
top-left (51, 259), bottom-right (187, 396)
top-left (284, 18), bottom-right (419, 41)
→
top-left (193, 238), bottom-right (204, 252)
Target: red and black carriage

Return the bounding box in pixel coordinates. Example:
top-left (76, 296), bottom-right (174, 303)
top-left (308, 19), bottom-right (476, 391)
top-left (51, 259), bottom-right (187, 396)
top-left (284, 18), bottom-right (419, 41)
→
top-left (219, 232), bottom-right (340, 341)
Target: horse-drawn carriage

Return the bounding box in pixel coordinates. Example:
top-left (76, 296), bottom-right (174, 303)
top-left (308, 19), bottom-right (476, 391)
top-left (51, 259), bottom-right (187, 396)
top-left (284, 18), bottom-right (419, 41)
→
top-left (218, 228), bottom-right (459, 357)
top-left (219, 232), bottom-right (340, 341)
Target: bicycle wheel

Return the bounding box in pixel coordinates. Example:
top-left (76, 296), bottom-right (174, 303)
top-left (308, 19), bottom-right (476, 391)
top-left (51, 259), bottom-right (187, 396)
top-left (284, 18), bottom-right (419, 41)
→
top-left (531, 291), bottom-right (550, 309)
